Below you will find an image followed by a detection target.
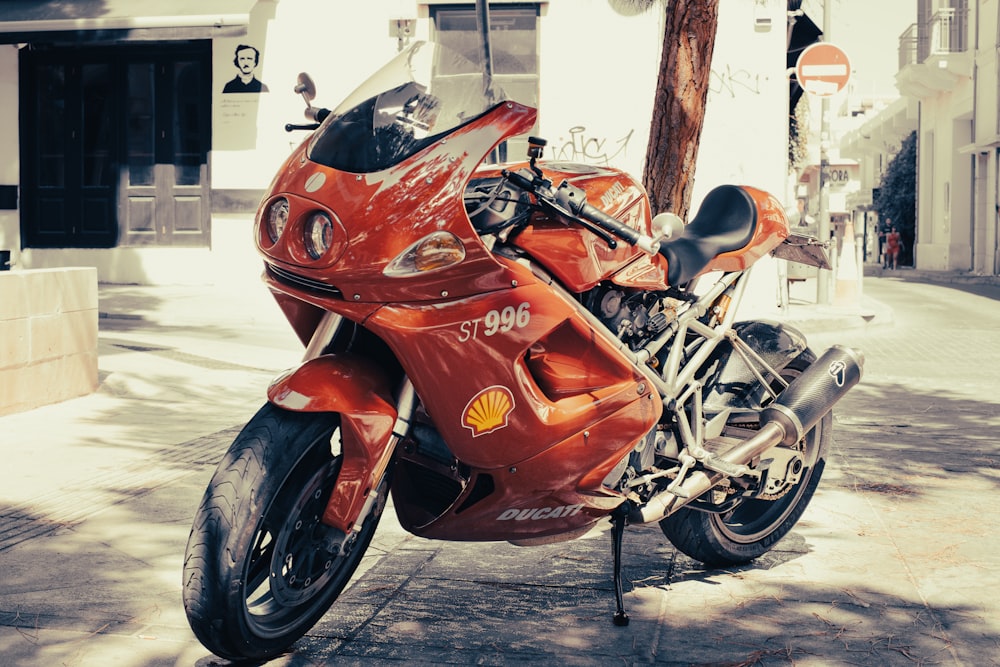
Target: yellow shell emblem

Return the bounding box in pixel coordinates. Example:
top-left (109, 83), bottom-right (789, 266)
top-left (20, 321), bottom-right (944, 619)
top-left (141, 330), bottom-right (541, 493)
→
top-left (462, 386), bottom-right (515, 437)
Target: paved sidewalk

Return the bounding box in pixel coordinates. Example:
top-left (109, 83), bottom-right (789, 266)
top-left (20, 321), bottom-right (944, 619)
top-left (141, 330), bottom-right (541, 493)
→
top-left (1, 274), bottom-right (997, 666)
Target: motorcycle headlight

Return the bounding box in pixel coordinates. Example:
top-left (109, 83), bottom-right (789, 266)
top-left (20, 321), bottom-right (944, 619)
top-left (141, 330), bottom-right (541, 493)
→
top-left (265, 198), bottom-right (289, 243)
top-left (304, 211), bottom-right (334, 260)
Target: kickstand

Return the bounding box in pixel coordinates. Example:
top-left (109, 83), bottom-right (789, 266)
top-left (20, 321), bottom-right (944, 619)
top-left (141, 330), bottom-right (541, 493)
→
top-left (610, 505), bottom-right (630, 626)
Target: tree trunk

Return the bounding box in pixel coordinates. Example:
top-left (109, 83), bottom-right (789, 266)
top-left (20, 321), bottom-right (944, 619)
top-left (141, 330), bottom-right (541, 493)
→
top-left (642, 0), bottom-right (719, 219)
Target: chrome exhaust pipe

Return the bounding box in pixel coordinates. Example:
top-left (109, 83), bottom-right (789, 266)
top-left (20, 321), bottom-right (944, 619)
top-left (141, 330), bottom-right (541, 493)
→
top-left (631, 345), bottom-right (864, 523)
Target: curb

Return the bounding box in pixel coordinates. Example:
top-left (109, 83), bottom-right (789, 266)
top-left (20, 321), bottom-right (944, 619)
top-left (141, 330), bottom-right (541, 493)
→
top-left (864, 265), bottom-right (1000, 286)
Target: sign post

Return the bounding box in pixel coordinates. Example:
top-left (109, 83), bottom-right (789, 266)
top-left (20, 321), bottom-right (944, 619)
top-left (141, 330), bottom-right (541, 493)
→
top-left (796, 41), bottom-right (851, 304)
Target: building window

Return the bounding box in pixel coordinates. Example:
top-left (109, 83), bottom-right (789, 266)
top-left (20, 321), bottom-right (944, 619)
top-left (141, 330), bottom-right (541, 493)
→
top-left (431, 4), bottom-right (540, 160)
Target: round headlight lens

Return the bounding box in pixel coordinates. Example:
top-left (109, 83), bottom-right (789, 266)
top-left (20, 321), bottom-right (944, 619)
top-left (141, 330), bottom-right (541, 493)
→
top-left (266, 198), bottom-right (289, 243)
top-left (304, 212), bottom-right (334, 260)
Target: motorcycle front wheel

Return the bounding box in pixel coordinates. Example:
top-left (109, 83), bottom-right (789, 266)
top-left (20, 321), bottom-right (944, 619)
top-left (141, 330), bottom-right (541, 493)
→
top-left (182, 403), bottom-right (390, 661)
top-left (659, 356), bottom-right (831, 567)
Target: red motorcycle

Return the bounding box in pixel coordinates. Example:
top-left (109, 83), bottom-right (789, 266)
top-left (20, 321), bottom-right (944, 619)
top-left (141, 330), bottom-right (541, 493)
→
top-left (183, 41), bottom-right (863, 661)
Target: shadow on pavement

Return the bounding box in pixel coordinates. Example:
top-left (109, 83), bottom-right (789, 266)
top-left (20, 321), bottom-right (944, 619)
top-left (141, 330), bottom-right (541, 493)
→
top-left (832, 380), bottom-right (1000, 493)
top-left (1, 293), bottom-right (997, 665)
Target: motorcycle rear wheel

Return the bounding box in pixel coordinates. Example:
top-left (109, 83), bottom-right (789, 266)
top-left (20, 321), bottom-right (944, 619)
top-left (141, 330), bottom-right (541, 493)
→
top-left (659, 357), bottom-right (831, 567)
top-left (182, 403), bottom-right (390, 661)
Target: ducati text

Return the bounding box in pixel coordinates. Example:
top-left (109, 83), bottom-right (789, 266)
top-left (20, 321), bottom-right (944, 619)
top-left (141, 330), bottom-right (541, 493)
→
top-left (496, 504), bottom-right (584, 521)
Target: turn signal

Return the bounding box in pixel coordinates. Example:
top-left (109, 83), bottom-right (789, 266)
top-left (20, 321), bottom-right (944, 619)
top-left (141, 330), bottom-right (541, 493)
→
top-left (384, 231), bottom-right (466, 277)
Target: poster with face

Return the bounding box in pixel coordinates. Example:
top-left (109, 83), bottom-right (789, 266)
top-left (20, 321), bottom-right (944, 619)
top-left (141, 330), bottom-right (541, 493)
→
top-left (223, 44), bottom-right (269, 94)
top-left (214, 39), bottom-right (267, 151)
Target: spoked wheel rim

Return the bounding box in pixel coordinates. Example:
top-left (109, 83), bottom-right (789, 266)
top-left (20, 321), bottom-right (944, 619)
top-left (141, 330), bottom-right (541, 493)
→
top-left (711, 460), bottom-right (814, 544)
top-left (711, 365), bottom-right (823, 544)
top-left (241, 452), bottom-right (346, 639)
top-left (183, 405), bottom-right (397, 661)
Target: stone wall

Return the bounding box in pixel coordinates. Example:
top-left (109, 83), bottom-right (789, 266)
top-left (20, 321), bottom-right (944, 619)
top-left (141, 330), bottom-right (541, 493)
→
top-left (0, 267), bottom-right (98, 416)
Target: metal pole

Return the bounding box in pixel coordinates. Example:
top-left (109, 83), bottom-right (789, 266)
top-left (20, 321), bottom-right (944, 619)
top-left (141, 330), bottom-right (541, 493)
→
top-left (476, 0), bottom-right (503, 162)
top-left (817, 0), bottom-right (832, 305)
top-left (475, 0), bottom-right (495, 102)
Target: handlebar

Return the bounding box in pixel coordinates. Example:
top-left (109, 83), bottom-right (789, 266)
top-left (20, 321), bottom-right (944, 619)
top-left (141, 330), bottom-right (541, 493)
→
top-left (503, 168), bottom-right (665, 255)
top-left (553, 182), bottom-right (659, 252)
top-left (285, 107), bottom-right (331, 133)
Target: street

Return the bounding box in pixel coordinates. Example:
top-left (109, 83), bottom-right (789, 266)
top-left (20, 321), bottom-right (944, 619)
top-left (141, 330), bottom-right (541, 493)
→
top-left (1, 274), bottom-right (998, 666)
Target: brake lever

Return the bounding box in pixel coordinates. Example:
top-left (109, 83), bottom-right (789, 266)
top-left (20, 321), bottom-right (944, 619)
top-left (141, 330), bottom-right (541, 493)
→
top-left (572, 217), bottom-right (619, 249)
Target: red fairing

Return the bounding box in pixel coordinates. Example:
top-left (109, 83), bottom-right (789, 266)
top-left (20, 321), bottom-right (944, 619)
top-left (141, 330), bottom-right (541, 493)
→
top-left (257, 102), bottom-right (538, 304)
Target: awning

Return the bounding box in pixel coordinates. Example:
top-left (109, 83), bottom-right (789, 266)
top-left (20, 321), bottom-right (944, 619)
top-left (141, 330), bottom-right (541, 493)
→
top-left (0, 0), bottom-right (260, 43)
top-left (787, 9), bottom-right (823, 113)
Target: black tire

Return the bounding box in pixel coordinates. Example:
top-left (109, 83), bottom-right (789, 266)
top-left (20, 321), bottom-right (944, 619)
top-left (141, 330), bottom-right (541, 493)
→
top-left (659, 356), bottom-right (831, 567)
top-left (182, 403), bottom-right (391, 661)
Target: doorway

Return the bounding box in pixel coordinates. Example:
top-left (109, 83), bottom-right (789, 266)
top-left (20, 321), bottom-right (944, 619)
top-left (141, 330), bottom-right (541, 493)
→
top-left (19, 42), bottom-right (212, 249)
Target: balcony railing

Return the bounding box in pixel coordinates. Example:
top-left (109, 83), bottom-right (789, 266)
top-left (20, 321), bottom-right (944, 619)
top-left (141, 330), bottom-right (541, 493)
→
top-left (898, 23), bottom-right (918, 70)
top-left (898, 7), bottom-right (969, 69)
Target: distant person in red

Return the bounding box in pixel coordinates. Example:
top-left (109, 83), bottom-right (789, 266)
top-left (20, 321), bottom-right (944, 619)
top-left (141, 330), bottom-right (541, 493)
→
top-left (223, 44), bottom-right (269, 93)
top-left (885, 225), bottom-right (902, 270)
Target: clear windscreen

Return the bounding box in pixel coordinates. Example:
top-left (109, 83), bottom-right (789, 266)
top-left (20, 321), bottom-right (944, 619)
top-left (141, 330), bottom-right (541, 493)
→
top-left (308, 41), bottom-right (503, 173)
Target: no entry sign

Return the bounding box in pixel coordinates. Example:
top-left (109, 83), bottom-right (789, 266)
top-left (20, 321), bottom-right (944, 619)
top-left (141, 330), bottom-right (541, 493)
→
top-left (795, 42), bottom-right (851, 97)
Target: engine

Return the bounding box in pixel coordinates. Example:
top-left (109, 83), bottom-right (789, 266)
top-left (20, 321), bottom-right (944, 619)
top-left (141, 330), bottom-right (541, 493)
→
top-left (583, 285), bottom-right (678, 351)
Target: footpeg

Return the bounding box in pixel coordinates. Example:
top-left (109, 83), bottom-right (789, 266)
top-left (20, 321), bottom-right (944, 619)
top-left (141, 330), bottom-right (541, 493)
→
top-left (701, 453), bottom-right (753, 478)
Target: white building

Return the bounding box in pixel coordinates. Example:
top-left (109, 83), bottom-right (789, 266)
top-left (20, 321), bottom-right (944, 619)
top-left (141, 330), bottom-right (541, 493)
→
top-left (0, 0), bottom-right (792, 285)
top-left (848, 0), bottom-right (1000, 276)
top-left (840, 96), bottom-right (919, 261)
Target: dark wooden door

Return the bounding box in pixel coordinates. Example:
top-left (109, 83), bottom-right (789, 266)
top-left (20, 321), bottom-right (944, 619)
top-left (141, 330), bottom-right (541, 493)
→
top-left (20, 43), bottom-right (211, 249)
top-left (21, 60), bottom-right (117, 248)
top-left (121, 56), bottom-right (211, 246)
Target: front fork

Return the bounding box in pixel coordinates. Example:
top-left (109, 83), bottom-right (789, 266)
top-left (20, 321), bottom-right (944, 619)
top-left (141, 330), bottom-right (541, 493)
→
top-left (340, 378), bottom-right (415, 533)
top-left (268, 310), bottom-right (416, 534)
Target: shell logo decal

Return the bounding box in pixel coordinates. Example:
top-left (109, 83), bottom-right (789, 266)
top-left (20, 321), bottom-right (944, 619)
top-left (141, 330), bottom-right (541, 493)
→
top-left (462, 386), bottom-right (515, 437)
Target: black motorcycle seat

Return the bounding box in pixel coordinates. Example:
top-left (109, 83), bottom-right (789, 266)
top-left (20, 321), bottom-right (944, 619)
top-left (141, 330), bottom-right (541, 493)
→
top-left (659, 184), bottom-right (757, 286)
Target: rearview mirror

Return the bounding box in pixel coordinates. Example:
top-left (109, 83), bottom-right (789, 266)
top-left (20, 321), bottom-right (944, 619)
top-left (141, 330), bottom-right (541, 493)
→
top-left (294, 72), bottom-right (316, 103)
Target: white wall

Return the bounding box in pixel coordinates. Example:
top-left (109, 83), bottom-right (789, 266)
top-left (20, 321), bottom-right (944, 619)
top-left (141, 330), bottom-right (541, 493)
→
top-left (695, 0), bottom-right (788, 205)
top-left (207, 0), bottom-right (661, 188)
top-left (973, 0), bottom-right (999, 147)
top-left (210, 0), bottom-right (791, 307)
top-left (916, 84), bottom-right (974, 271)
top-left (5, 0), bottom-right (793, 285)
top-left (211, 0), bottom-right (413, 191)
top-left (209, 0), bottom-right (789, 207)
top-left (695, 0), bottom-right (789, 317)
top-left (538, 0), bottom-right (661, 177)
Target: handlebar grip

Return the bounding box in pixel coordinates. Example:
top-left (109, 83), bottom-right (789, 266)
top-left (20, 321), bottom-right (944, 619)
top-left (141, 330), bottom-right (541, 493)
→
top-left (304, 106), bottom-right (331, 123)
top-left (502, 171), bottom-right (658, 253)
top-left (579, 201), bottom-right (642, 245)
top-left (555, 182), bottom-right (645, 246)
